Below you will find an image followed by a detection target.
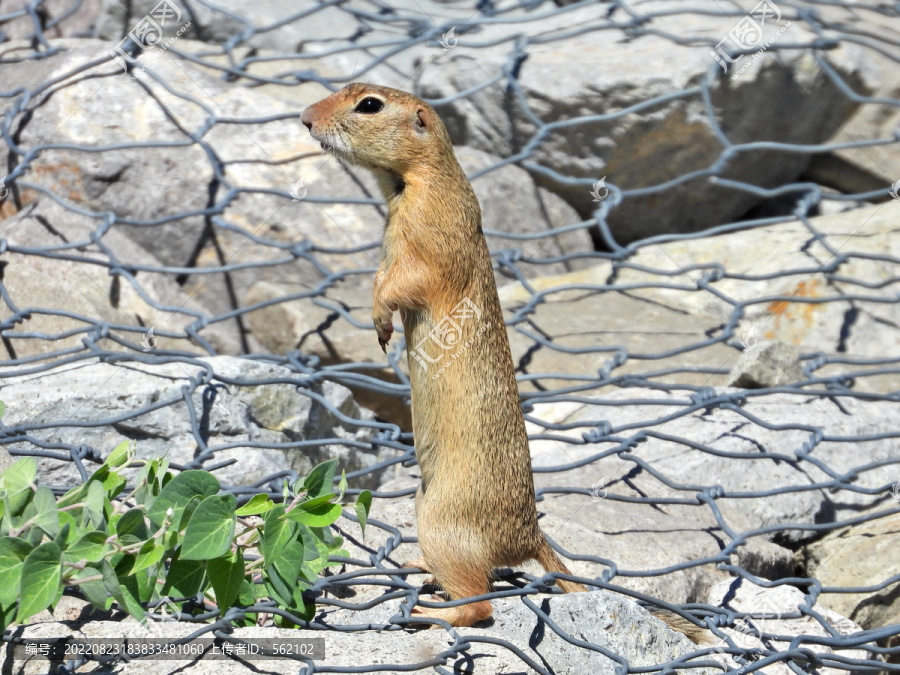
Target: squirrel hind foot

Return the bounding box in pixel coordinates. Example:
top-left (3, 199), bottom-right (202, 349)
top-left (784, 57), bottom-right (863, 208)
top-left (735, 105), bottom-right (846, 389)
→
top-left (410, 596), bottom-right (492, 628)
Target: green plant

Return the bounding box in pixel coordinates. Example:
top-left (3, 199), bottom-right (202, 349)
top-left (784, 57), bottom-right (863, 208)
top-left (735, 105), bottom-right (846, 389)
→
top-left (0, 439), bottom-right (371, 631)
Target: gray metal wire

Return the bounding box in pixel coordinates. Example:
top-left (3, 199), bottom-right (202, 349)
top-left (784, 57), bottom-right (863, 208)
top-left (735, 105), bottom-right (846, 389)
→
top-left (1, 0), bottom-right (900, 672)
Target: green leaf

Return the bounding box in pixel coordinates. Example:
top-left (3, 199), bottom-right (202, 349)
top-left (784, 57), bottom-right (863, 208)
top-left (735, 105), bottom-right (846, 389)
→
top-left (32, 486), bottom-right (60, 537)
top-left (235, 494), bottom-right (274, 517)
top-left (261, 506), bottom-right (293, 561)
top-left (132, 540), bottom-right (166, 574)
top-left (177, 496), bottom-right (202, 531)
top-left (298, 493), bottom-right (337, 510)
top-left (264, 562), bottom-right (298, 609)
top-left (237, 580), bottom-right (256, 606)
top-left (55, 514), bottom-right (75, 548)
top-left (0, 537), bottom-right (33, 606)
top-left (116, 508), bottom-right (150, 540)
top-left (0, 456), bottom-right (36, 490)
top-left (74, 564), bottom-right (113, 611)
top-left (64, 531), bottom-right (109, 564)
top-left (0, 401), bottom-right (5, 418)
top-left (109, 557), bottom-right (144, 619)
top-left (84, 481), bottom-right (106, 529)
top-left (102, 471), bottom-right (127, 501)
top-left (180, 494), bottom-right (236, 561)
top-left (104, 441), bottom-right (134, 469)
top-left (303, 459), bottom-right (339, 500)
top-left (355, 490), bottom-right (372, 538)
top-left (208, 551), bottom-right (245, 611)
top-left (1, 457), bottom-right (37, 516)
top-left (338, 471), bottom-right (348, 500)
top-left (161, 555), bottom-right (206, 598)
top-left (284, 499), bottom-right (342, 528)
top-left (147, 471), bottom-right (219, 529)
top-left (16, 542), bottom-right (62, 622)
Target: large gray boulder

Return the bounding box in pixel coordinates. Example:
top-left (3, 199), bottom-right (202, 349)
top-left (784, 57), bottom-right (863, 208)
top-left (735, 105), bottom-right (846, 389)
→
top-left (9, 593), bottom-right (711, 675)
top-left (803, 505), bottom-right (900, 635)
top-left (2, 39), bottom-right (595, 357)
top-left (500, 201), bottom-right (900, 394)
top-left (0, 199), bottom-right (241, 359)
top-left (0, 355), bottom-right (386, 490)
top-left (416, 3), bottom-right (875, 240)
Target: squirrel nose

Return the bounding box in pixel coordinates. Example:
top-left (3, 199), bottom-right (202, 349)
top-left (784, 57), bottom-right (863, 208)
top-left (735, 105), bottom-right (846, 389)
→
top-left (301, 108), bottom-right (313, 130)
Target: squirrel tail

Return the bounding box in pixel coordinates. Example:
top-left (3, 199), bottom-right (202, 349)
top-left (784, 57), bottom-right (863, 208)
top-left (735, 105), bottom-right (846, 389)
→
top-left (534, 540), bottom-right (710, 643)
top-left (535, 539), bottom-right (588, 593)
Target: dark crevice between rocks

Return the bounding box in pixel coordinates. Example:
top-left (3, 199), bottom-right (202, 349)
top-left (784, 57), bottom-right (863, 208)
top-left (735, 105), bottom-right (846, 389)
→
top-left (619, 464), bottom-right (669, 516)
top-left (836, 305), bottom-right (859, 353)
top-left (514, 319), bottom-right (548, 392)
top-left (620, 289), bottom-right (696, 317)
top-left (111, 423), bottom-right (170, 442)
top-left (296, 309), bottom-right (342, 361)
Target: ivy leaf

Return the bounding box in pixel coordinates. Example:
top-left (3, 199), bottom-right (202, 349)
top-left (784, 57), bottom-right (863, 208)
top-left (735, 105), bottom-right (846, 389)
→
top-left (355, 491), bottom-right (372, 538)
top-left (75, 564), bottom-right (113, 611)
top-left (104, 441), bottom-right (134, 469)
top-left (147, 471), bottom-right (219, 529)
top-left (284, 500), bottom-right (342, 528)
top-left (32, 486), bottom-right (60, 537)
top-left (208, 551), bottom-right (245, 612)
top-left (161, 555), bottom-right (206, 598)
top-left (1, 457), bottom-right (37, 516)
top-left (303, 459), bottom-right (338, 500)
top-left (0, 537), bottom-right (33, 606)
top-left (132, 540), bottom-right (166, 573)
top-left (64, 531), bottom-right (109, 564)
top-left (261, 506), bottom-right (293, 561)
top-left (180, 494), bottom-right (236, 561)
top-left (235, 494), bottom-right (274, 517)
top-left (16, 542), bottom-right (62, 623)
top-left (116, 508), bottom-right (149, 540)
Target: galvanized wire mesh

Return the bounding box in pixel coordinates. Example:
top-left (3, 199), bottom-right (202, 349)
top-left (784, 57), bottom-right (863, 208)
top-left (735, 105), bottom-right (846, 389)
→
top-left (1, 0), bottom-right (900, 672)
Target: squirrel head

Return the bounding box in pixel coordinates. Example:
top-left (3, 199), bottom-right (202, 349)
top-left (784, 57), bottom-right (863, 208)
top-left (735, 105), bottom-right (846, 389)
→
top-left (301, 84), bottom-right (455, 192)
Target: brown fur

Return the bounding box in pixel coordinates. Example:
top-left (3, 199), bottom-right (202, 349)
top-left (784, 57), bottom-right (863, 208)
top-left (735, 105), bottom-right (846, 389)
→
top-left (302, 84), bottom-right (586, 627)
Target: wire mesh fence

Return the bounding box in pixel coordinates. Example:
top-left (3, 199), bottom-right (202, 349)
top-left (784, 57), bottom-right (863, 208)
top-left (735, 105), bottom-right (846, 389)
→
top-left (1, 0), bottom-right (899, 672)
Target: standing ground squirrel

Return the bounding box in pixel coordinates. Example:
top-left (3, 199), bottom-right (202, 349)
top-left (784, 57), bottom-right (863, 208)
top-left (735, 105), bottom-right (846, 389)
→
top-left (301, 83), bottom-right (586, 627)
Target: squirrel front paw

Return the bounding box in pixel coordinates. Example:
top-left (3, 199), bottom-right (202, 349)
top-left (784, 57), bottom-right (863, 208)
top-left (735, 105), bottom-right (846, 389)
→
top-left (373, 308), bottom-right (394, 353)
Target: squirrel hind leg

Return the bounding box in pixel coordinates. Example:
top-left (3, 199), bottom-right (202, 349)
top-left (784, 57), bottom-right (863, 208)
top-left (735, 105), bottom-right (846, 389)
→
top-left (411, 558), bottom-right (493, 628)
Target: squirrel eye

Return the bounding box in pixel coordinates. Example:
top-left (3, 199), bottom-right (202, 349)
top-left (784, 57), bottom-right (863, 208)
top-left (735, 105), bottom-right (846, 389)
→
top-left (355, 97), bottom-right (384, 114)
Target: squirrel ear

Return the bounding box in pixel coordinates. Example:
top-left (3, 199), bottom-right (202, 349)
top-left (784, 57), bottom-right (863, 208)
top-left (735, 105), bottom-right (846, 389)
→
top-left (415, 108), bottom-right (429, 134)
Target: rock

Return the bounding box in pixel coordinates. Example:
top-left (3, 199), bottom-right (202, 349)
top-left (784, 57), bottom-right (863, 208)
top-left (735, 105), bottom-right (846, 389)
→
top-left (802, 7), bottom-right (900, 196)
top-left (0, 39), bottom-right (379, 349)
top-left (499, 202), bottom-right (900, 394)
top-left (455, 146), bottom-right (594, 277)
top-left (706, 577), bottom-right (870, 675)
top-left (0, 0), bottom-right (100, 41)
top-left (0, 200), bottom-right (241, 360)
top-left (0, 355), bottom-right (386, 490)
top-left (514, 387), bottom-right (899, 606)
top-left (327, 589), bottom-right (709, 672)
top-left (727, 341), bottom-right (803, 388)
top-left (803, 505), bottom-right (900, 634)
top-left (17, 595), bottom-right (92, 626)
top-left (417, 5), bottom-right (875, 240)
top-left (3, 40), bottom-right (595, 359)
top-left (4, 593), bottom-right (710, 674)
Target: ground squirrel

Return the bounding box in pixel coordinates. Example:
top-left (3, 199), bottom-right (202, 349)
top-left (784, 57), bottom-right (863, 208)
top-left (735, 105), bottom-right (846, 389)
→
top-left (301, 83), bottom-right (586, 627)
